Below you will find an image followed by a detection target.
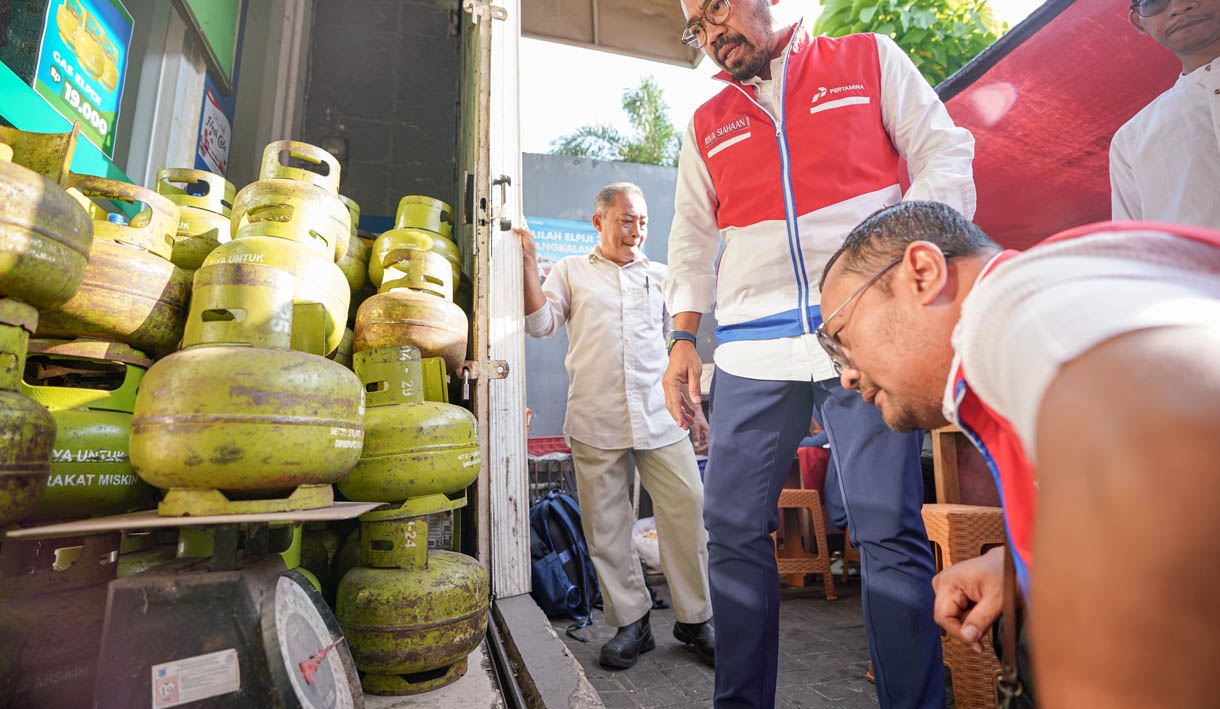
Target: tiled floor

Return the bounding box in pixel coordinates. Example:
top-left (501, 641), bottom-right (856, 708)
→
top-left (552, 578), bottom-right (889, 708)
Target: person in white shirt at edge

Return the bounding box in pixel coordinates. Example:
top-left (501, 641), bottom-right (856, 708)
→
top-left (817, 201), bottom-right (1220, 708)
top-left (515, 183), bottom-right (715, 672)
top-left (1110, 0), bottom-right (1220, 226)
top-left (662, 1), bottom-right (975, 707)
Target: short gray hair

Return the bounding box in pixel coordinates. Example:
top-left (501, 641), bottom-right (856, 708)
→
top-left (594, 182), bottom-right (645, 215)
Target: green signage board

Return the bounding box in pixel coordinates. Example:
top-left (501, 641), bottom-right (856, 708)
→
top-left (32, 0), bottom-right (133, 158)
top-left (177, 0), bottom-right (242, 92)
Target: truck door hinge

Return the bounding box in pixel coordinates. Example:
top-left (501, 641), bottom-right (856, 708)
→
top-left (463, 0), bottom-right (507, 23)
top-left (458, 360), bottom-right (509, 400)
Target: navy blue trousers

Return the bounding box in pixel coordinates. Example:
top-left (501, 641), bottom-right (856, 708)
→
top-left (704, 369), bottom-right (943, 708)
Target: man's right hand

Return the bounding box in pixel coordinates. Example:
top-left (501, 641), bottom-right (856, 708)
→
top-left (931, 545), bottom-right (1006, 652)
top-left (663, 341), bottom-right (702, 429)
top-left (513, 226), bottom-right (537, 265)
top-left (513, 227), bottom-right (546, 316)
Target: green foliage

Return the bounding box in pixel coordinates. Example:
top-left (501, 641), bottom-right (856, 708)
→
top-left (550, 76), bottom-right (681, 167)
top-left (550, 124), bottom-right (625, 163)
top-left (813, 0), bottom-right (1007, 86)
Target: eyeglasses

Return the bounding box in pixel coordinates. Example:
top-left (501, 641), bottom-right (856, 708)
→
top-left (815, 257), bottom-right (903, 376)
top-left (681, 0), bottom-right (732, 49)
top-left (1130, 0), bottom-right (1169, 17)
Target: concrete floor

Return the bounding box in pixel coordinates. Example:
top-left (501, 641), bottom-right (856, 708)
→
top-left (553, 579), bottom-right (889, 708)
top-left (365, 642), bottom-right (504, 709)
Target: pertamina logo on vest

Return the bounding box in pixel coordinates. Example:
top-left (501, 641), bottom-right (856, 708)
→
top-left (810, 83), bottom-right (869, 114)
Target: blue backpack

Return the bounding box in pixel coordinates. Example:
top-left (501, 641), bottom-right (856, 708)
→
top-left (529, 489), bottom-right (600, 640)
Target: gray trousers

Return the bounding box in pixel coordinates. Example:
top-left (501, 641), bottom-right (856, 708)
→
top-left (570, 437), bottom-right (713, 628)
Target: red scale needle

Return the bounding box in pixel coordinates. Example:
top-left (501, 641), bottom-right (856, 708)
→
top-left (299, 636), bottom-right (345, 685)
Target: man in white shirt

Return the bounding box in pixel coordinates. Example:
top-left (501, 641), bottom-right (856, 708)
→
top-left (663, 1), bottom-right (974, 706)
top-left (1110, 0), bottom-right (1220, 226)
top-left (818, 200), bottom-right (1220, 707)
top-left (518, 182), bottom-right (714, 671)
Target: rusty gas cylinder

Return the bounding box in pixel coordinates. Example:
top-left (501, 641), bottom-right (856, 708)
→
top-left (230, 141), bottom-right (349, 263)
top-left (35, 237), bottom-right (192, 359)
top-left (0, 299), bottom-right (56, 525)
top-left (336, 516), bottom-right (488, 695)
top-left (130, 267), bottom-right (365, 509)
top-left (368, 227), bottom-right (461, 291)
top-left (67, 173), bottom-right (180, 262)
top-left (354, 250), bottom-right (467, 371)
top-left (337, 346), bottom-right (477, 503)
top-left (156, 167), bottom-right (235, 270)
top-left (190, 235), bottom-right (350, 356)
top-left (394, 195), bottom-right (453, 240)
top-left (0, 125), bottom-right (93, 309)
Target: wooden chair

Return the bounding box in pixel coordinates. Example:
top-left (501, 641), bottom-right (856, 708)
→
top-left (773, 464), bottom-right (837, 600)
top-left (922, 503), bottom-right (1007, 709)
top-left (931, 424), bottom-right (964, 503)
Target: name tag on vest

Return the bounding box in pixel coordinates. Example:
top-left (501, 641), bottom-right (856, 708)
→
top-left (703, 116), bottom-right (752, 158)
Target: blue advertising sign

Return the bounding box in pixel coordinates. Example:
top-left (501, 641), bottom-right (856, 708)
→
top-left (33, 0), bottom-right (133, 157)
top-left (525, 216), bottom-right (600, 284)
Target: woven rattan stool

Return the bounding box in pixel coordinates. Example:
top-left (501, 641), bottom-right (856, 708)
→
top-left (922, 503), bottom-right (1007, 709)
top-left (773, 468), bottom-right (837, 600)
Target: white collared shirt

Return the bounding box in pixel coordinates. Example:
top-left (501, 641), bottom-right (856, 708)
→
top-left (1110, 59), bottom-right (1220, 228)
top-left (525, 248), bottom-right (688, 451)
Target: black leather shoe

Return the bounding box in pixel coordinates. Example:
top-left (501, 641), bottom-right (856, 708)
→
top-left (599, 612), bottom-right (656, 670)
top-left (673, 619), bottom-right (715, 667)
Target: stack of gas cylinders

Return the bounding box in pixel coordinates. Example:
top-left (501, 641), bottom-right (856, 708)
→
top-left (129, 140), bottom-right (365, 516)
top-left (0, 127), bottom-right (488, 702)
top-left (329, 194), bottom-right (488, 695)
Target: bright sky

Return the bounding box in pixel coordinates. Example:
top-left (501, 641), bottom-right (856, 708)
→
top-left (519, 0), bottom-right (1047, 154)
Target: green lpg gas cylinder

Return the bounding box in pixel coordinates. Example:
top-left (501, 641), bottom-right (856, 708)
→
top-left (394, 195), bottom-right (453, 240)
top-left (35, 237), bottom-right (193, 359)
top-left (21, 339), bottom-right (158, 519)
top-left (336, 517), bottom-right (488, 695)
top-left (299, 523), bottom-right (344, 601)
top-left (0, 126), bottom-right (93, 309)
top-left (354, 251), bottom-right (468, 371)
top-left (338, 346), bottom-right (478, 503)
top-left (328, 327), bottom-right (354, 369)
top-left (368, 227), bottom-right (461, 291)
top-left (0, 300), bottom-right (56, 525)
top-left (195, 235), bottom-right (350, 355)
top-left (338, 230), bottom-right (371, 294)
top-left (156, 168), bottom-right (235, 270)
top-left (67, 173), bottom-right (180, 262)
top-left (230, 141), bottom-right (350, 263)
top-left (130, 344), bottom-right (365, 497)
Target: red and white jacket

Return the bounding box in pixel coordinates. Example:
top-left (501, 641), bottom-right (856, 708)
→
top-left (665, 22), bottom-right (976, 381)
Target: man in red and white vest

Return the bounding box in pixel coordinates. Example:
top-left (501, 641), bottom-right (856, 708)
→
top-left (663, 1), bottom-right (975, 707)
top-left (818, 200), bottom-right (1220, 708)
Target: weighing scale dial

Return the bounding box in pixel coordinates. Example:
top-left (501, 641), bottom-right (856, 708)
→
top-left (272, 575), bottom-right (355, 709)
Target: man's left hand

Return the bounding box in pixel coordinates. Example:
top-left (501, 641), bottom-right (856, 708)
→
top-left (931, 546), bottom-right (1005, 652)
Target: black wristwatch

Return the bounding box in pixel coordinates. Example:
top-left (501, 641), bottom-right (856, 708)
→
top-left (665, 330), bottom-right (697, 352)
